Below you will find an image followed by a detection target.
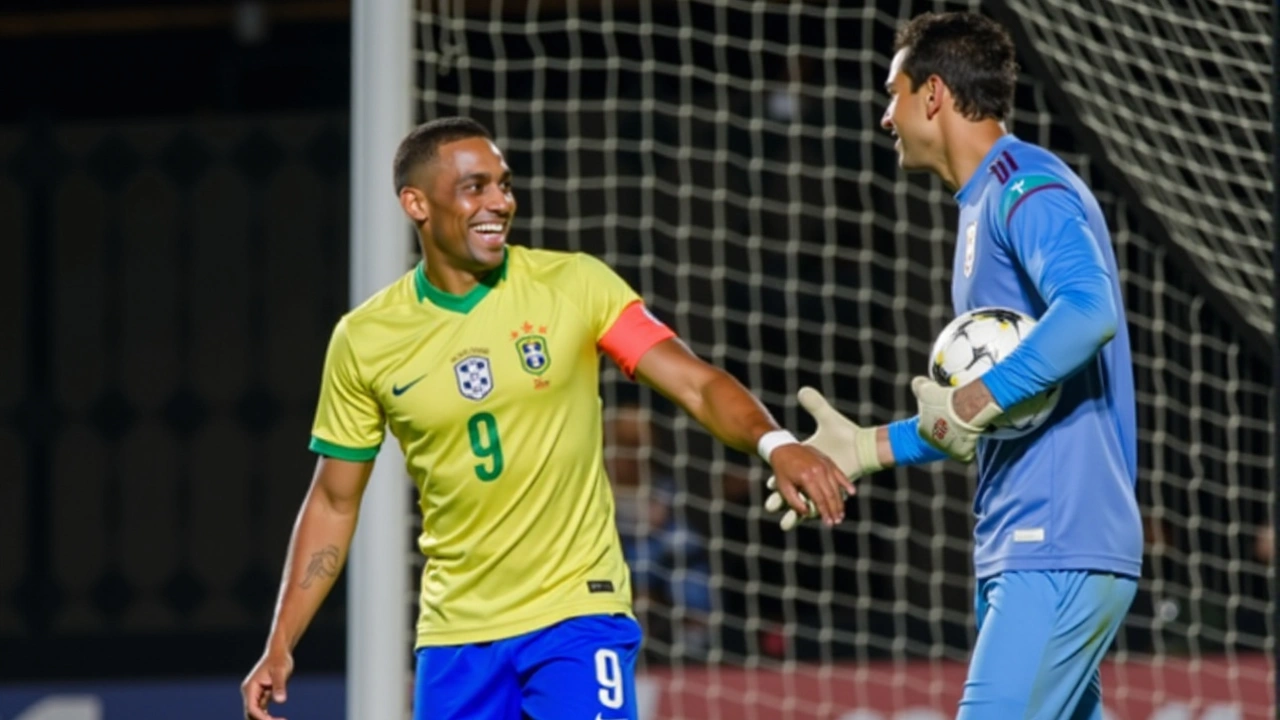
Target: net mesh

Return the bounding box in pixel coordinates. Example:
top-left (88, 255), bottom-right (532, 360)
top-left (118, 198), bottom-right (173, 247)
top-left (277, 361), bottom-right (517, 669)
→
top-left (410, 1), bottom-right (1273, 717)
top-left (1003, 0), bottom-right (1273, 336)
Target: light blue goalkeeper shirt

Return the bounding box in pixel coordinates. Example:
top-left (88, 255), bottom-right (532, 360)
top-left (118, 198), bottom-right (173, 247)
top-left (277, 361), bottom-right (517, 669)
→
top-left (889, 134), bottom-right (1142, 580)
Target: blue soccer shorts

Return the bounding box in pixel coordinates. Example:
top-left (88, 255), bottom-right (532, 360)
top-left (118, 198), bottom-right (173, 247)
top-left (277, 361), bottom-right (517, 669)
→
top-left (413, 614), bottom-right (642, 720)
top-left (957, 570), bottom-right (1137, 720)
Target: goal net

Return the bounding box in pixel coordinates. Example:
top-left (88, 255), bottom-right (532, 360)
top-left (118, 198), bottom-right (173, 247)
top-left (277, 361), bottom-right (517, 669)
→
top-left (1001, 0), bottom-right (1273, 338)
top-left (411, 1), bottom-right (1273, 717)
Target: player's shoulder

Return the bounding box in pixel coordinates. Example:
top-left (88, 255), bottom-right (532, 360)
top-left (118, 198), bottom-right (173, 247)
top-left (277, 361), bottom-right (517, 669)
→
top-left (508, 244), bottom-right (580, 276)
top-left (993, 138), bottom-right (1085, 222)
top-left (334, 267), bottom-right (420, 337)
top-left (1001, 136), bottom-right (1062, 167)
top-left (346, 266), bottom-right (418, 318)
top-left (510, 245), bottom-right (617, 286)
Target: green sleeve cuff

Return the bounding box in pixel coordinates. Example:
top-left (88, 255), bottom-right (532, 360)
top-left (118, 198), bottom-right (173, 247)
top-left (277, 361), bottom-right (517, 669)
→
top-left (309, 435), bottom-right (380, 462)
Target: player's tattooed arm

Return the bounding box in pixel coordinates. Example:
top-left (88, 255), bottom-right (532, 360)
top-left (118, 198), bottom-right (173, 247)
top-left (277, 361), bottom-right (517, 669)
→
top-left (252, 457), bottom-right (370, 673)
top-left (952, 379), bottom-right (1000, 423)
top-left (299, 545), bottom-right (341, 589)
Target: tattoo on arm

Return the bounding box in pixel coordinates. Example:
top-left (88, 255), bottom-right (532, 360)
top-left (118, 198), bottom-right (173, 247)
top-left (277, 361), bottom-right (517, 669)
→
top-left (300, 545), bottom-right (341, 589)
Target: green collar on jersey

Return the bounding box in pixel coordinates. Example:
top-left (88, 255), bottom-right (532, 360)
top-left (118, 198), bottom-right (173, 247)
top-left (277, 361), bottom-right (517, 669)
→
top-left (414, 250), bottom-right (508, 314)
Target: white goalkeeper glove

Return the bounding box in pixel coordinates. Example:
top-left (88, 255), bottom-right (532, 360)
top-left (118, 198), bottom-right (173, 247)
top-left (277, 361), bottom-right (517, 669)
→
top-left (764, 387), bottom-right (884, 531)
top-left (910, 376), bottom-right (1004, 463)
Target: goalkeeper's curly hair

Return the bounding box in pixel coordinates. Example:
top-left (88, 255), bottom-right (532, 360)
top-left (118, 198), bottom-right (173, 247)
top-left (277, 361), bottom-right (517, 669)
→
top-left (894, 12), bottom-right (1019, 123)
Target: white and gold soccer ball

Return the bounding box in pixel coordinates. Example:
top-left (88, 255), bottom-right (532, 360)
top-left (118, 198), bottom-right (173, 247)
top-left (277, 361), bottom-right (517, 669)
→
top-left (929, 307), bottom-right (1061, 440)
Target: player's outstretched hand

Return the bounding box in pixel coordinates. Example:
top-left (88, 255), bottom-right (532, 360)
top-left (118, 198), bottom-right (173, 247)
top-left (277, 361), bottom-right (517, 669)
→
top-left (242, 647), bottom-right (295, 720)
top-left (765, 387), bottom-right (884, 530)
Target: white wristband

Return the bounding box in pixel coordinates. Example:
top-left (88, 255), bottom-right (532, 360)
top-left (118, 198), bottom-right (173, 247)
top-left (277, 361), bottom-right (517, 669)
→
top-left (757, 430), bottom-right (799, 463)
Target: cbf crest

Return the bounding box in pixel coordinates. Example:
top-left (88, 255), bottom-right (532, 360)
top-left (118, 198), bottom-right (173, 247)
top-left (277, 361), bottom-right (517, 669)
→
top-left (516, 335), bottom-right (550, 375)
top-left (963, 221), bottom-right (978, 278)
top-left (512, 321), bottom-right (552, 376)
top-left (454, 355), bottom-right (494, 401)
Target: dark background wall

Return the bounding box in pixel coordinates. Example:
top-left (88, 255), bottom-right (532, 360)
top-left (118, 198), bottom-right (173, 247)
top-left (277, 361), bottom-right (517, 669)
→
top-left (3, 1), bottom-right (353, 679)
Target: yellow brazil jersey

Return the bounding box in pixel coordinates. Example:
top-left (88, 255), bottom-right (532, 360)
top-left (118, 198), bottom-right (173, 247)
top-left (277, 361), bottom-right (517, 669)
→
top-left (310, 245), bottom-right (641, 647)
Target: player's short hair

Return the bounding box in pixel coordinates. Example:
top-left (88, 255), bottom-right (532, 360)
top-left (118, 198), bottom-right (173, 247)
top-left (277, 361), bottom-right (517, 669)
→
top-left (393, 116), bottom-right (494, 193)
top-left (894, 12), bottom-right (1018, 122)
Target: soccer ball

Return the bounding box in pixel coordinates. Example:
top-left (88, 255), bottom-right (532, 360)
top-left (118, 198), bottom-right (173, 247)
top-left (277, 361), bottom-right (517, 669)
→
top-left (929, 307), bottom-right (1061, 440)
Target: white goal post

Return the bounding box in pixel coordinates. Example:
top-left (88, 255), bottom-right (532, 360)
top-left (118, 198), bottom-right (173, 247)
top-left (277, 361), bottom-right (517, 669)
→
top-left (348, 2), bottom-right (414, 720)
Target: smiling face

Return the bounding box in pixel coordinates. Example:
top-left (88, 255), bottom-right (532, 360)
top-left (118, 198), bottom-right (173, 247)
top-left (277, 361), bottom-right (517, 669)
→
top-left (881, 48), bottom-right (941, 173)
top-left (882, 13), bottom-right (1020, 178)
top-left (402, 135), bottom-right (516, 276)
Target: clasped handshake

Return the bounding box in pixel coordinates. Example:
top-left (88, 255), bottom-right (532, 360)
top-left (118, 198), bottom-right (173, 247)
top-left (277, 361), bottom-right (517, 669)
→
top-left (763, 379), bottom-right (1002, 531)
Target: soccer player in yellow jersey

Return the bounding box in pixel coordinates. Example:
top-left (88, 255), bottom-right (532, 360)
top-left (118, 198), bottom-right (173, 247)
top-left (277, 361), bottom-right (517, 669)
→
top-left (241, 117), bottom-right (854, 720)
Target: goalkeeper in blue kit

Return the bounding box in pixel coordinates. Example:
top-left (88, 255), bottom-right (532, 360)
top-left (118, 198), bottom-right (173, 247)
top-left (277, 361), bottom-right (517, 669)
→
top-left (767, 12), bottom-right (1143, 719)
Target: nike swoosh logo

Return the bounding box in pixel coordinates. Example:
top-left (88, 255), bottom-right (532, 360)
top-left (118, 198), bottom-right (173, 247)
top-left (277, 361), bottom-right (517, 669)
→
top-left (392, 374), bottom-right (426, 396)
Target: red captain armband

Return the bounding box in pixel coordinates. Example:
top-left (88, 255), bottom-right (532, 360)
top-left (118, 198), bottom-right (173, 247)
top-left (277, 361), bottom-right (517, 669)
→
top-left (598, 301), bottom-right (677, 379)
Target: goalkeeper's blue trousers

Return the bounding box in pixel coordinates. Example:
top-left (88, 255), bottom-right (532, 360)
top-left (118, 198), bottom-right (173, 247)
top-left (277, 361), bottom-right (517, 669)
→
top-left (957, 570), bottom-right (1137, 720)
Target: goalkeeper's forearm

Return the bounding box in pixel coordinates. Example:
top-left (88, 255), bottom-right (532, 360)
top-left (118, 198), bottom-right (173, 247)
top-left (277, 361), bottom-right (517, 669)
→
top-left (871, 425), bottom-right (898, 469)
top-left (265, 488), bottom-right (359, 653)
top-left (886, 417), bottom-right (947, 466)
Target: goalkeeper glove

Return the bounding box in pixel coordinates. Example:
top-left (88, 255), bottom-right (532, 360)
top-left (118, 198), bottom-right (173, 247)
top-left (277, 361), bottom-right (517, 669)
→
top-left (764, 387), bottom-right (884, 531)
top-left (910, 376), bottom-right (1003, 463)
